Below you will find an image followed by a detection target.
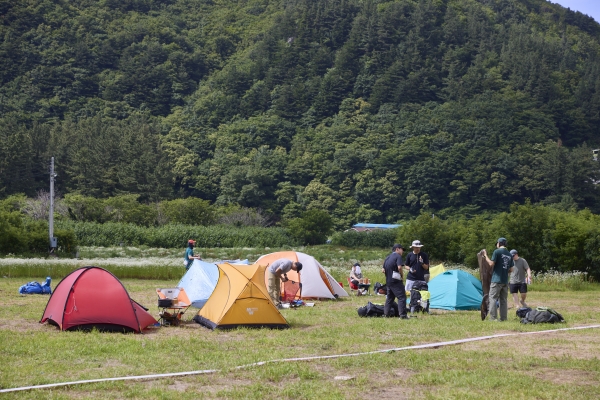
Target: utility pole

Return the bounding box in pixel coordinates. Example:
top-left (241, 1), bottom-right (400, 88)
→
top-left (49, 157), bottom-right (57, 254)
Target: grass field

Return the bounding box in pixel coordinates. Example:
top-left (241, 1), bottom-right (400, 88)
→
top-left (1, 247), bottom-right (599, 399)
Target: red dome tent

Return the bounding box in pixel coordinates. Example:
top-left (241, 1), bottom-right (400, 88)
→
top-left (40, 266), bottom-right (157, 333)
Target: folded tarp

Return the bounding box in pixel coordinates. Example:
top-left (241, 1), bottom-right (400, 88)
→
top-left (19, 277), bottom-right (52, 294)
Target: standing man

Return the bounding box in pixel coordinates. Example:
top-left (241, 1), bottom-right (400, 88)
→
top-left (404, 240), bottom-right (430, 291)
top-left (382, 244), bottom-right (408, 319)
top-left (510, 249), bottom-right (532, 309)
top-left (184, 239), bottom-right (201, 271)
top-left (267, 259), bottom-right (303, 308)
top-left (482, 237), bottom-right (514, 321)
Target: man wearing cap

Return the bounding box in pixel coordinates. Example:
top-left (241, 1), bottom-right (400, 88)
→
top-left (382, 244), bottom-right (408, 319)
top-left (509, 249), bottom-right (532, 309)
top-left (267, 259), bottom-right (303, 308)
top-left (482, 238), bottom-right (514, 321)
top-left (404, 240), bottom-right (430, 291)
top-left (184, 239), bottom-right (202, 271)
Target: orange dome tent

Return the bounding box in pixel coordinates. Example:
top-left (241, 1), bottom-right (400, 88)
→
top-left (257, 251), bottom-right (348, 300)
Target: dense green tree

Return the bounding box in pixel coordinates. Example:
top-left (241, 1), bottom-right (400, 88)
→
top-left (1, 0), bottom-right (600, 228)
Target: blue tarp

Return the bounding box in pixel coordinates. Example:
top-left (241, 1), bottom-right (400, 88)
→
top-left (19, 277), bottom-right (52, 295)
top-left (428, 270), bottom-right (483, 311)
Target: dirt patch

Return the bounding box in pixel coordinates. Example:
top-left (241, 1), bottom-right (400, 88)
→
top-left (372, 386), bottom-right (416, 400)
top-left (531, 367), bottom-right (597, 385)
top-left (460, 329), bottom-right (600, 361)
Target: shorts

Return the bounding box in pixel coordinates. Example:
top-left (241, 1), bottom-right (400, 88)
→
top-left (510, 283), bottom-right (527, 294)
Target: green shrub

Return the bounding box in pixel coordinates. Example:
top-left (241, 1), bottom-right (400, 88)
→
top-left (0, 210), bottom-right (78, 256)
top-left (396, 213), bottom-right (453, 261)
top-left (286, 209), bottom-right (334, 245)
top-left (158, 198), bottom-right (216, 225)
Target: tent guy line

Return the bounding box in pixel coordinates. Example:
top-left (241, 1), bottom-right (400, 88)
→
top-left (2, 324), bottom-right (599, 394)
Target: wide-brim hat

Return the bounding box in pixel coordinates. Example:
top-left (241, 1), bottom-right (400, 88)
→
top-left (410, 240), bottom-right (423, 248)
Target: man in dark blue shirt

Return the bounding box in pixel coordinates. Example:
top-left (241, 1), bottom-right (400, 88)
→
top-left (382, 244), bottom-right (408, 319)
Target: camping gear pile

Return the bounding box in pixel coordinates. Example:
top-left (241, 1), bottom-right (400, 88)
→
top-left (156, 288), bottom-right (191, 326)
top-left (19, 277), bottom-right (52, 294)
top-left (408, 281), bottom-right (430, 315)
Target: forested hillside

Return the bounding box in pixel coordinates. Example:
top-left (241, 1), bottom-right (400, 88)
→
top-left (2, 0), bottom-right (600, 228)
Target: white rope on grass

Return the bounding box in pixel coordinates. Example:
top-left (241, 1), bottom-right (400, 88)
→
top-left (2, 324), bottom-right (599, 394)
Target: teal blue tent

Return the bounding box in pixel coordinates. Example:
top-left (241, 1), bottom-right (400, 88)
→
top-left (428, 270), bottom-right (483, 310)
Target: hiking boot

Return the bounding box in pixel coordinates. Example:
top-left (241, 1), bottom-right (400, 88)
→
top-left (399, 315), bottom-right (409, 320)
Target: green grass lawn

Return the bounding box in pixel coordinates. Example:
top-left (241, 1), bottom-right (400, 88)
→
top-left (1, 273), bottom-right (599, 399)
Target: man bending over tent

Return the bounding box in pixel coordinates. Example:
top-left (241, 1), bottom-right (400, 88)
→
top-left (267, 259), bottom-right (302, 308)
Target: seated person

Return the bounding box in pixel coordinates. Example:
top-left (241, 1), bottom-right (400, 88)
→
top-left (350, 263), bottom-right (368, 295)
top-left (350, 263), bottom-right (363, 287)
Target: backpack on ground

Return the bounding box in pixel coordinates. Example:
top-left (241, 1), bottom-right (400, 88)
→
top-left (357, 301), bottom-right (397, 317)
top-left (516, 307), bottom-right (531, 318)
top-left (409, 281), bottom-right (430, 314)
top-left (520, 306), bottom-right (565, 324)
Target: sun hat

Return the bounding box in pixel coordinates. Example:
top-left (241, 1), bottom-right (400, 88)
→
top-left (410, 240), bottom-right (423, 248)
top-left (188, 239), bottom-right (196, 244)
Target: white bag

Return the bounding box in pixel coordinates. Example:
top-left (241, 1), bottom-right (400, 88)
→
top-left (183, 259), bottom-right (188, 267)
top-left (392, 271), bottom-right (402, 280)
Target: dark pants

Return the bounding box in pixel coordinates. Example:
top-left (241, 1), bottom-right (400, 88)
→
top-left (385, 281), bottom-right (407, 318)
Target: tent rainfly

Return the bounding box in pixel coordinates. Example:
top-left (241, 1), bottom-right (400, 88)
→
top-left (40, 266), bottom-right (157, 333)
top-left (428, 270), bottom-right (483, 311)
top-left (256, 251), bottom-right (348, 300)
top-left (193, 262), bottom-right (289, 330)
top-left (178, 259), bottom-right (251, 309)
top-left (178, 259), bottom-right (220, 309)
